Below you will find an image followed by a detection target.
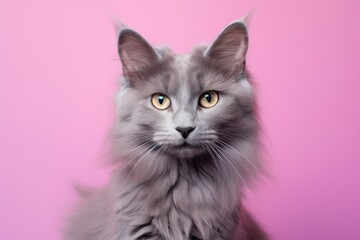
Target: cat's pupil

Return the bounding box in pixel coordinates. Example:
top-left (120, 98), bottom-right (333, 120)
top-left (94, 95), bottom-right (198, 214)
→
top-left (158, 96), bottom-right (164, 104)
top-left (205, 93), bottom-right (211, 102)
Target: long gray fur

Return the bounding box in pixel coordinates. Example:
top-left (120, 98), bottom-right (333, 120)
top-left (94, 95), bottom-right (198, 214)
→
top-left (64, 20), bottom-right (268, 240)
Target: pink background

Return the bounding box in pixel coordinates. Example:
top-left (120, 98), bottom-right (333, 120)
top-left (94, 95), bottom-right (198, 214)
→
top-left (1, 0), bottom-right (360, 239)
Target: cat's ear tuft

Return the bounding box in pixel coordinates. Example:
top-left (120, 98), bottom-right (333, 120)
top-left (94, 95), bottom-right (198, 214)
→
top-left (117, 28), bottom-right (159, 77)
top-left (205, 21), bottom-right (249, 75)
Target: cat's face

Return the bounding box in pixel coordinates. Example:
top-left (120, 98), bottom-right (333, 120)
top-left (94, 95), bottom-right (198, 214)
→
top-left (115, 22), bottom-right (257, 165)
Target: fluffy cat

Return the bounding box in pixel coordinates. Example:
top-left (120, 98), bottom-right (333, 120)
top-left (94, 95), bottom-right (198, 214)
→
top-left (64, 20), bottom-right (268, 240)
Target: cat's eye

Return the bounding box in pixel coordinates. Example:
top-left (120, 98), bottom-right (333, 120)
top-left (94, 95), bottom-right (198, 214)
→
top-left (151, 93), bottom-right (171, 110)
top-left (199, 91), bottom-right (219, 108)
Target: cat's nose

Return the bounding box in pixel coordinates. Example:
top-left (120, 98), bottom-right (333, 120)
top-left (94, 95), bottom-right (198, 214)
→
top-left (175, 127), bottom-right (195, 139)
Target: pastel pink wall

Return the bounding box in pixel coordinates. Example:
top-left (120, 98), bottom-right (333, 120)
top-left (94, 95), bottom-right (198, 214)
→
top-left (1, 0), bottom-right (359, 239)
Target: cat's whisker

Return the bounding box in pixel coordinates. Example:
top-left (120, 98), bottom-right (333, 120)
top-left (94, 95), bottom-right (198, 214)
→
top-left (211, 143), bottom-right (246, 185)
top-left (197, 139), bottom-right (217, 144)
top-left (125, 144), bottom-right (160, 183)
top-left (126, 138), bottom-right (153, 154)
top-left (153, 137), bottom-right (174, 144)
top-left (122, 140), bottom-right (155, 168)
top-left (203, 144), bottom-right (220, 173)
top-left (216, 139), bottom-right (259, 174)
top-left (212, 132), bottom-right (257, 169)
top-left (125, 136), bottom-right (152, 146)
top-left (216, 131), bottom-right (266, 146)
top-left (214, 132), bottom-right (236, 141)
top-left (146, 145), bottom-right (166, 168)
top-left (154, 132), bottom-right (171, 136)
top-left (207, 143), bottom-right (232, 181)
top-left (216, 142), bottom-right (255, 179)
top-left (128, 138), bottom-right (153, 149)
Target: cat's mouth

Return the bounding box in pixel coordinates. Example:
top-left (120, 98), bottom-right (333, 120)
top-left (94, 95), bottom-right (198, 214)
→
top-left (173, 140), bottom-right (197, 149)
top-left (178, 142), bottom-right (190, 147)
top-left (165, 141), bottom-right (204, 158)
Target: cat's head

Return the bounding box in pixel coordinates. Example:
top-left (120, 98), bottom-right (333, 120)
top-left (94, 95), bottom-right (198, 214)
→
top-left (113, 21), bottom-right (260, 180)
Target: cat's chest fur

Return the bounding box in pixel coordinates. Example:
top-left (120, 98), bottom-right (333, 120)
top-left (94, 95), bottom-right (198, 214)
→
top-left (114, 159), bottom-right (239, 240)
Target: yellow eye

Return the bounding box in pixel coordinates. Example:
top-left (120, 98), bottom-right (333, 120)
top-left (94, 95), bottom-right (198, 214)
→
top-left (151, 93), bottom-right (171, 110)
top-left (199, 91), bottom-right (219, 108)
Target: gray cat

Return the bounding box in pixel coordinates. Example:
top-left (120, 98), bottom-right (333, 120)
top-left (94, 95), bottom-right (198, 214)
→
top-left (64, 20), bottom-right (268, 240)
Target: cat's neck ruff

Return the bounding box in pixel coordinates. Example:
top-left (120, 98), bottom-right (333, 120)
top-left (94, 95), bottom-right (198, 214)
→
top-left (113, 154), bottom-right (242, 239)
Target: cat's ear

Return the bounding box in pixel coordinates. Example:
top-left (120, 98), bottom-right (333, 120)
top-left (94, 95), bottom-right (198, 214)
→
top-left (117, 28), bottom-right (159, 78)
top-left (205, 21), bottom-right (249, 75)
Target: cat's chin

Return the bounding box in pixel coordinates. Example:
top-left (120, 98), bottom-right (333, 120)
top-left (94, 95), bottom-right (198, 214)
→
top-left (165, 143), bottom-right (205, 158)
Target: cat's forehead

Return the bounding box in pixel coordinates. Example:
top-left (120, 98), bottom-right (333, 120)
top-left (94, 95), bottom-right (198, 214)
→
top-left (172, 54), bottom-right (191, 81)
top-left (151, 46), bottom-right (225, 97)
top-left (163, 52), bottom-right (203, 96)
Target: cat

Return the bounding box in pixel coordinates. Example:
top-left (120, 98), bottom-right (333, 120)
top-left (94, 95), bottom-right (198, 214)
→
top-left (64, 19), bottom-right (268, 240)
